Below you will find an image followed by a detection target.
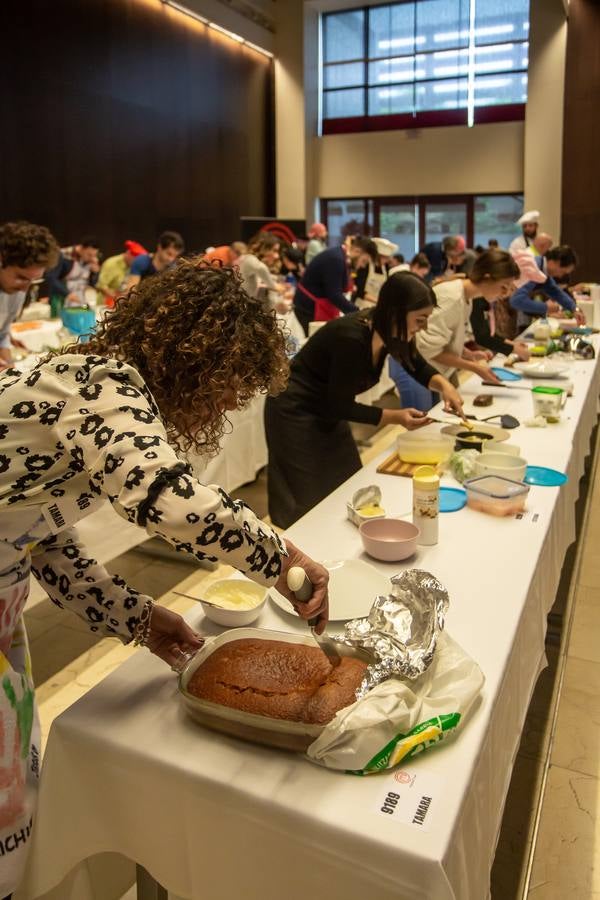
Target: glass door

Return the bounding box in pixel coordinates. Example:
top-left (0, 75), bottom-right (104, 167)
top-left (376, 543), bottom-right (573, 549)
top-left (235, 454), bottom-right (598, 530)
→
top-left (376, 201), bottom-right (418, 261)
top-left (423, 201), bottom-right (468, 246)
top-left (474, 194), bottom-right (524, 249)
top-left (324, 199), bottom-right (374, 246)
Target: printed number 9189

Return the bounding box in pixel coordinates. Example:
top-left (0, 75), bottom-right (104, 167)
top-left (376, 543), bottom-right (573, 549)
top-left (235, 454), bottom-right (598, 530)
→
top-left (381, 791), bottom-right (400, 815)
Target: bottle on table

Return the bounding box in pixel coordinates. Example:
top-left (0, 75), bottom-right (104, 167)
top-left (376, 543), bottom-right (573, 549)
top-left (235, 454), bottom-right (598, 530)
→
top-left (412, 465), bottom-right (439, 546)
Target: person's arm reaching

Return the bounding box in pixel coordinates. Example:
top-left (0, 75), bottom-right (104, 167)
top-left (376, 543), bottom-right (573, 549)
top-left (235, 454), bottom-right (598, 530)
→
top-left (540, 277), bottom-right (576, 312)
top-left (52, 363), bottom-right (329, 628)
top-left (470, 297), bottom-right (513, 355)
top-left (510, 278), bottom-right (575, 316)
top-left (325, 338), bottom-right (429, 430)
top-left (30, 527), bottom-right (171, 643)
top-left (429, 349), bottom-right (501, 384)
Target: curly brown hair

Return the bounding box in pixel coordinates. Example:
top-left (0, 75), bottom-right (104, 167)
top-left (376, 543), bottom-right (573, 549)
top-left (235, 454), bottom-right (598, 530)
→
top-left (0, 221), bottom-right (59, 268)
top-left (72, 260), bottom-right (289, 455)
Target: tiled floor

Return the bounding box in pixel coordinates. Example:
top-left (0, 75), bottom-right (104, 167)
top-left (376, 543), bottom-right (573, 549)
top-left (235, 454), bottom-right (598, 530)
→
top-left (19, 405), bottom-right (600, 900)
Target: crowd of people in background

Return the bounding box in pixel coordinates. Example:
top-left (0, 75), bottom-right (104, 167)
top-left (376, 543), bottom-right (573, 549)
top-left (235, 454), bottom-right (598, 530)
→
top-left (0, 213), bottom-right (584, 394)
top-left (0, 209), bottom-right (585, 530)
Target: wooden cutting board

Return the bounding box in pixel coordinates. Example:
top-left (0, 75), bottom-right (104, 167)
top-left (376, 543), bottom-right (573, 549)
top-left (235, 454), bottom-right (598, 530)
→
top-left (376, 451), bottom-right (442, 478)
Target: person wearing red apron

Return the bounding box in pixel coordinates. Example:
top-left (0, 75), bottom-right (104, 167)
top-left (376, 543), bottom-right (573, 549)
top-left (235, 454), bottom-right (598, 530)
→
top-left (293, 237), bottom-right (378, 335)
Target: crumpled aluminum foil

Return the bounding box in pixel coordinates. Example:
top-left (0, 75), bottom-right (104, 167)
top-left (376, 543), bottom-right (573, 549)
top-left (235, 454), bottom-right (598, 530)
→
top-left (333, 569), bottom-right (449, 698)
top-left (560, 334), bottom-right (595, 359)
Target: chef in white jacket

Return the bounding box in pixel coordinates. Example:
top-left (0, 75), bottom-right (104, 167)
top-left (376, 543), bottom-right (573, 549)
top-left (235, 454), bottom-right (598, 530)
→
top-left (509, 210), bottom-right (541, 255)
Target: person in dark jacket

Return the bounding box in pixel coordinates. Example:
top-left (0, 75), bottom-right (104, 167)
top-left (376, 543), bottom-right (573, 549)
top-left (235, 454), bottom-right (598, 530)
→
top-left (421, 235), bottom-right (476, 282)
top-left (266, 272), bottom-right (464, 528)
top-left (293, 236), bottom-right (377, 335)
top-left (44, 236), bottom-right (100, 305)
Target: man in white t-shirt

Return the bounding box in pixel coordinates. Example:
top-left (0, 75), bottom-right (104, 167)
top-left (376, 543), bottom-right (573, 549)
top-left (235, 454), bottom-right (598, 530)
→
top-left (0, 221), bottom-right (59, 369)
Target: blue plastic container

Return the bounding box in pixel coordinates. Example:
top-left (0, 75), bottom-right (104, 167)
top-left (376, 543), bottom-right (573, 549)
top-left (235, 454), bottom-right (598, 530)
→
top-left (61, 306), bottom-right (97, 339)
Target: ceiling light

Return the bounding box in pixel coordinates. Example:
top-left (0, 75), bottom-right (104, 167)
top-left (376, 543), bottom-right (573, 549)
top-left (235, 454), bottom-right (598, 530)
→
top-left (160, 0), bottom-right (273, 57)
top-left (161, 0), bottom-right (207, 24)
top-left (209, 21), bottom-right (244, 43)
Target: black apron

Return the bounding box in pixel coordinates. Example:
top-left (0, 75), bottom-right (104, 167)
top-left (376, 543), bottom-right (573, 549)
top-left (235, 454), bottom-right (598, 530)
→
top-left (264, 395), bottom-right (361, 529)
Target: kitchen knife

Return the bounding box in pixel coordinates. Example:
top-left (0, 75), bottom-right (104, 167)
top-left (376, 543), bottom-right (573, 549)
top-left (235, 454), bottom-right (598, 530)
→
top-left (286, 566), bottom-right (341, 665)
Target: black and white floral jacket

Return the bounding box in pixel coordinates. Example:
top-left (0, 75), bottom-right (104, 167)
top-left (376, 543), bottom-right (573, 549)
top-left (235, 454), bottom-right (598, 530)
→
top-left (0, 355), bottom-right (286, 642)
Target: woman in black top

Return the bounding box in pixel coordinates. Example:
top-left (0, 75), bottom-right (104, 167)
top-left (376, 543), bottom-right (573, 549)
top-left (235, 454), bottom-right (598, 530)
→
top-left (265, 272), bottom-right (464, 528)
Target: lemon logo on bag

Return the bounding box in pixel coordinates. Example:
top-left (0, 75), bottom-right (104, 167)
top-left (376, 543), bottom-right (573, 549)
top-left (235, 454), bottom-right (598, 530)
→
top-left (347, 712), bottom-right (461, 776)
top-left (388, 723), bottom-right (442, 767)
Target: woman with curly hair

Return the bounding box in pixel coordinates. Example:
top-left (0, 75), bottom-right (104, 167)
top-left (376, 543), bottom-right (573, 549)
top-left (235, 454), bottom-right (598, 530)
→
top-left (0, 260), bottom-right (328, 898)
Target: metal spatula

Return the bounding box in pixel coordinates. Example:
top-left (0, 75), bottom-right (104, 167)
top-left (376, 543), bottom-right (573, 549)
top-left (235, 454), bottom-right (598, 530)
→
top-left (465, 413), bottom-right (520, 429)
top-left (286, 566), bottom-right (341, 665)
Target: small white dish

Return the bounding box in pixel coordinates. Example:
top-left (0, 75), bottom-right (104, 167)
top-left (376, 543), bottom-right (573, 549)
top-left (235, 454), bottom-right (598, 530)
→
top-left (269, 558), bottom-right (390, 621)
top-left (199, 578), bottom-right (267, 627)
top-left (474, 452), bottom-right (527, 482)
top-left (514, 361), bottom-right (569, 379)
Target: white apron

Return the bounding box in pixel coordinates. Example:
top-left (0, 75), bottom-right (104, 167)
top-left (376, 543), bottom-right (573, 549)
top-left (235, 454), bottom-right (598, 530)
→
top-left (0, 565), bottom-right (40, 898)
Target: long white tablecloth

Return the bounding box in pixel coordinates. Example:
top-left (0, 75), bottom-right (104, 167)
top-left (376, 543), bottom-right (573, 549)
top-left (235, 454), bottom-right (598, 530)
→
top-left (18, 345), bottom-right (600, 900)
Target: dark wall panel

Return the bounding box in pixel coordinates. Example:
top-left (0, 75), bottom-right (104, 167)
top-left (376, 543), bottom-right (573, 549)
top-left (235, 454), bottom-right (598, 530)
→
top-left (561, 0), bottom-right (600, 281)
top-left (0, 0), bottom-right (274, 256)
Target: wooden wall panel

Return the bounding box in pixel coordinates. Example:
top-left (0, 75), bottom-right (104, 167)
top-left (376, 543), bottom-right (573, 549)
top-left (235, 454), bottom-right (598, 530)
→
top-left (561, 0), bottom-right (600, 280)
top-left (0, 0), bottom-right (274, 256)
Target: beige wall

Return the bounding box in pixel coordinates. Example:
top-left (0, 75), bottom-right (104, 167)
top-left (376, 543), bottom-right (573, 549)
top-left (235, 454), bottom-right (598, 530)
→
top-left (274, 0), bottom-right (306, 219)
top-left (524, 0), bottom-right (568, 241)
top-left (274, 0), bottom-right (321, 223)
top-left (315, 121), bottom-right (525, 199)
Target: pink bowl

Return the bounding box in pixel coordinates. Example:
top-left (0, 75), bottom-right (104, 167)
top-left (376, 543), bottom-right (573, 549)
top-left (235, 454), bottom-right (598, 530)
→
top-left (359, 518), bottom-right (420, 562)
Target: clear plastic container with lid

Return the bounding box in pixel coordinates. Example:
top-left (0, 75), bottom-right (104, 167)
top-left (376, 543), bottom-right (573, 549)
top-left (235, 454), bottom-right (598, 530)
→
top-left (397, 432), bottom-right (454, 465)
top-left (464, 475), bottom-right (530, 517)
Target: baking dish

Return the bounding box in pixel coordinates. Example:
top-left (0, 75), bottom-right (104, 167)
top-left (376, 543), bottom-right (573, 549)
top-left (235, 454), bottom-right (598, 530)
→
top-left (178, 627), bottom-right (370, 752)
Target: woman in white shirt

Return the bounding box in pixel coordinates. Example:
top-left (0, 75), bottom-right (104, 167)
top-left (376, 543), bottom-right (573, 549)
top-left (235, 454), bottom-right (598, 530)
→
top-left (416, 249), bottom-right (520, 385)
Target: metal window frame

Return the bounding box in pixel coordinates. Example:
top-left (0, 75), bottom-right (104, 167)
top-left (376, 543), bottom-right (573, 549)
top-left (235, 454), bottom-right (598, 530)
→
top-left (321, 1), bottom-right (530, 125)
top-left (321, 192), bottom-right (525, 250)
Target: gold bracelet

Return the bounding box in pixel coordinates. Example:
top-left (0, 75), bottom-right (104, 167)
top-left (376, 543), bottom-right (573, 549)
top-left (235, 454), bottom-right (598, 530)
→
top-left (132, 599), bottom-right (154, 647)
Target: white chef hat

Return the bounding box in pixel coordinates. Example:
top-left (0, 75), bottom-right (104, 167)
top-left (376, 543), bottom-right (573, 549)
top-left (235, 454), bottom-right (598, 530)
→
top-left (373, 237), bottom-right (399, 257)
top-left (517, 210), bottom-right (540, 226)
